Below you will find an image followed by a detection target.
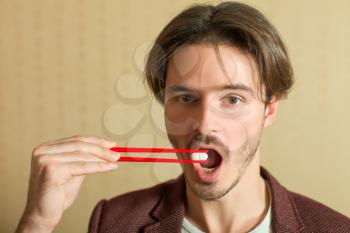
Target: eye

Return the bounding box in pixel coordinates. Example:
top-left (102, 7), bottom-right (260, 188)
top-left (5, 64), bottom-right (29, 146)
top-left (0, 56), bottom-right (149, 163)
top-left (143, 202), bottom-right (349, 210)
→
top-left (175, 94), bottom-right (196, 104)
top-left (223, 95), bottom-right (242, 105)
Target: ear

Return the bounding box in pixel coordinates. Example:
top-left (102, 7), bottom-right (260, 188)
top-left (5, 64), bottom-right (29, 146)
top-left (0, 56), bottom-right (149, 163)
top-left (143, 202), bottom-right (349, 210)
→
top-left (263, 96), bottom-right (279, 128)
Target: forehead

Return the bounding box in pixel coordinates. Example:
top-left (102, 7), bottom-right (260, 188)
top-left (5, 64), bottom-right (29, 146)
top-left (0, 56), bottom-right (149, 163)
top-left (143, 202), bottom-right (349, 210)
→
top-left (165, 43), bottom-right (260, 95)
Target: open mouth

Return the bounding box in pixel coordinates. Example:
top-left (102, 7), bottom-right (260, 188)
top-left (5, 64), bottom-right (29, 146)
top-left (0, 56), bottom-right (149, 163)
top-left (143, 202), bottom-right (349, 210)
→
top-left (200, 148), bottom-right (223, 170)
top-left (191, 147), bottom-right (223, 182)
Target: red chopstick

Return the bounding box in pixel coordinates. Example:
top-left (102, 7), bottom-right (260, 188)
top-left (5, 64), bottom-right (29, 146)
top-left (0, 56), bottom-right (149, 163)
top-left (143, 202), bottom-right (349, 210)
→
top-left (117, 157), bottom-right (205, 163)
top-left (110, 147), bottom-right (208, 164)
top-left (110, 147), bottom-right (208, 153)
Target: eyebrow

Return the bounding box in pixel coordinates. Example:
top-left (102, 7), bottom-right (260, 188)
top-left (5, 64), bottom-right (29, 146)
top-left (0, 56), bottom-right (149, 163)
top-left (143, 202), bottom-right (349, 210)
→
top-left (165, 83), bottom-right (254, 96)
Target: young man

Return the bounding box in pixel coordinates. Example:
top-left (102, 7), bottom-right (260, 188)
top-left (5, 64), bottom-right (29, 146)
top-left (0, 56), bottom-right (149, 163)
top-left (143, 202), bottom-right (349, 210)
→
top-left (16, 2), bottom-right (350, 233)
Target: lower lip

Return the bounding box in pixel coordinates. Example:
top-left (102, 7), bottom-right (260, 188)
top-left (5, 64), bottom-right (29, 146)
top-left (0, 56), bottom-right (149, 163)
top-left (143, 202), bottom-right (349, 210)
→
top-left (193, 160), bottom-right (222, 183)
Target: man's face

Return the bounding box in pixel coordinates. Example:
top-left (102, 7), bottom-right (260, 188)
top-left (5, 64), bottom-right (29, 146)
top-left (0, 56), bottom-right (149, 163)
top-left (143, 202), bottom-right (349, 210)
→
top-left (164, 43), bottom-right (271, 200)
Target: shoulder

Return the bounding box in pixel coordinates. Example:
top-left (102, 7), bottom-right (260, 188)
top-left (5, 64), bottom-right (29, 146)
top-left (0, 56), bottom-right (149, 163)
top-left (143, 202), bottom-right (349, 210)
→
top-left (261, 167), bottom-right (350, 232)
top-left (288, 191), bottom-right (350, 232)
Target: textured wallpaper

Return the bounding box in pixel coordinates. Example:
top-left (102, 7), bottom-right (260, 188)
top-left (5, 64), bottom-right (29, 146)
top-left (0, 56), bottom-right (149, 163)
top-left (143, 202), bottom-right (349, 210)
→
top-left (0, 0), bottom-right (349, 232)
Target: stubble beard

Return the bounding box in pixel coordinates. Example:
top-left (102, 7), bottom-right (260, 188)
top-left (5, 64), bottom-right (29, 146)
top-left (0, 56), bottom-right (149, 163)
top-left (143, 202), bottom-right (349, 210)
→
top-left (167, 124), bottom-right (263, 201)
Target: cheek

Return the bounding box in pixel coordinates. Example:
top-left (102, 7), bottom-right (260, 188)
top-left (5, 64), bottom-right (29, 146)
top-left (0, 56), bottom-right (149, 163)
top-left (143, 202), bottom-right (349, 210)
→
top-left (164, 106), bottom-right (196, 136)
top-left (221, 109), bottom-right (263, 152)
top-left (165, 102), bottom-right (186, 122)
top-left (221, 120), bottom-right (248, 152)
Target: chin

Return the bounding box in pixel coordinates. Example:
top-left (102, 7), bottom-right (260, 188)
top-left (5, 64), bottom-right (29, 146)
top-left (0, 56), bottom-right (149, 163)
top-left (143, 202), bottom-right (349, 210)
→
top-left (184, 166), bottom-right (241, 201)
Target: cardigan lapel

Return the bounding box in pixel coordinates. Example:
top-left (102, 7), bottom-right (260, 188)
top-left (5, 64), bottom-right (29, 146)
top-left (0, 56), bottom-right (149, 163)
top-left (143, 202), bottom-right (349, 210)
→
top-left (143, 175), bottom-right (186, 233)
top-left (261, 167), bottom-right (306, 232)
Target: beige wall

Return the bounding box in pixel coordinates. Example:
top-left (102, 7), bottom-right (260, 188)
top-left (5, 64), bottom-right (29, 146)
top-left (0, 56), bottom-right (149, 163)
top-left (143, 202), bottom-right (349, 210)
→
top-left (0, 0), bottom-right (349, 232)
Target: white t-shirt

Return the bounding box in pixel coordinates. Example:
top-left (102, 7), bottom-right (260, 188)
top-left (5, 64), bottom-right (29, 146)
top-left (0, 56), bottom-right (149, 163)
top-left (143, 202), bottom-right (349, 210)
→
top-left (182, 184), bottom-right (272, 233)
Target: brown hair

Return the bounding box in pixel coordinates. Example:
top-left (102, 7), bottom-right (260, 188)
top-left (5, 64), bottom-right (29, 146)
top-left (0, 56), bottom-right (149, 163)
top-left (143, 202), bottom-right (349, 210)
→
top-left (144, 1), bottom-right (294, 105)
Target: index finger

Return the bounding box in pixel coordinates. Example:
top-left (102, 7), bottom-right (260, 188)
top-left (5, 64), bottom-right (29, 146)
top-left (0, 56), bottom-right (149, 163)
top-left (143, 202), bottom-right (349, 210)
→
top-left (41, 135), bottom-right (116, 148)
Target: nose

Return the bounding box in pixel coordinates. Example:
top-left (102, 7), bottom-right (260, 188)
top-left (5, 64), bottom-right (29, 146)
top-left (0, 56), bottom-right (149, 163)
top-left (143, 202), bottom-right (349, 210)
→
top-left (192, 97), bottom-right (218, 135)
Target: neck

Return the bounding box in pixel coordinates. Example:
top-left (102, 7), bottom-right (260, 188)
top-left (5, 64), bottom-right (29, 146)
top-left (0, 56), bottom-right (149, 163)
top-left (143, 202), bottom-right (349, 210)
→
top-left (185, 149), bottom-right (269, 233)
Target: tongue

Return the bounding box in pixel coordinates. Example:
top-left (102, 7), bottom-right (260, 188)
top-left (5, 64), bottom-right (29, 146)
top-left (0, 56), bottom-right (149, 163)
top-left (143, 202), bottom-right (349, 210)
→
top-left (201, 149), bottom-right (222, 168)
